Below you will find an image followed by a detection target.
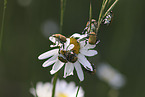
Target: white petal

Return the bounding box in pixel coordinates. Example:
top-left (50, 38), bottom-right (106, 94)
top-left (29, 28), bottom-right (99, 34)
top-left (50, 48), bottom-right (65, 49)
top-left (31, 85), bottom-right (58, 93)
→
top-left (63, 63), bottom-right (74, 78)
top-left (96, 40), bottom-right (100, 44)
top-left (38, 49), bottom-right (59, 60)
top-left (29, 88), bottom-right (36, 96)
top-left (79, 34), bottom-right (88, 40)
top-left (42, 54), bottom-right (58, 67)
top-left (74, 61), bottom-right (84, 81)
top-left (71, 33), bottom-right (82, 38)
top-left (84, 42), bottom-right (96, 49)
top-left (49, 36), bottom-right (61, 47)
top-left (64, 38), bottom-right (70, 50)
top-left (50, 44), bottom-right (58, 48)
top-left (71, 33), bottom-right (87, 39)
top-left (80, 41), bottom-right (86, 48)
top-left (78, 53), bottom-right (93, 71)
top-left (67, 44), bottom-right (74, 50)
top-left (50, 59), bottom-right (64, 74)
top-left (50, 44), bottom-right (62, 48)
top-left (49, 36), bottom-right (56, 43)
top-left (80, 49), bottom-right (98, 56)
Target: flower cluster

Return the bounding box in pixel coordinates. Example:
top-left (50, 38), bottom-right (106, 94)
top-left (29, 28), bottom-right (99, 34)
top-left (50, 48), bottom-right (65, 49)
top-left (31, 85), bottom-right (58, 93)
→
top-left (38, 19), bottom-right (99, 81)
top-left (30, 79), bottom-right (84, 97)
top-left (103, 11), bottom-right (113, 25)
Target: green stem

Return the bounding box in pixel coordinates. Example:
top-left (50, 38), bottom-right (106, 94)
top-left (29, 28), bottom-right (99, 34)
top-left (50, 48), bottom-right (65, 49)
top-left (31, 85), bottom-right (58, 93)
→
top-left (76, 81), bottom-right (81, 97)
top-left (89, 2), bottom-right (92, 34)
top-left (63, 0), bottom-right (67, 12)
top-left (96, 0), bottom-right (108, 33)
top-left (0, 0), bottom-right (7, 51)
top-left (52, 73), bottom-right (58, 97)
top-left (60, 0), bottom-right (64, 33)
top-left (76, 85), bottom-right (80, 97)
top-left (60, 0), bottom-right (67, 33)
top-left (51, 0), bottom-right (66, 96)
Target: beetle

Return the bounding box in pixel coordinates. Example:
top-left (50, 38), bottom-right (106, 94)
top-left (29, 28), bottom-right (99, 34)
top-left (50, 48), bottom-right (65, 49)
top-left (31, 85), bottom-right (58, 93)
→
top-left (58, 50), bottom-right (78, 63)
top-left (65, 51), bottom-right (78, 63)
top-left (58, 50), bottom-right (68, 63)
top-left (88, 32), bottom-right (97, 45)
top-left (52, 34), bottom-right (67, 43)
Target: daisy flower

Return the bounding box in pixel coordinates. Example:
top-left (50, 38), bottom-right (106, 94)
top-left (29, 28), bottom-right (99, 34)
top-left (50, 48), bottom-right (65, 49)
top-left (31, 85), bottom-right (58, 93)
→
top-left (96, 63), bottom-right (126, 89)
top-left (30, 79), bottom-right (84, 97)
top-left (38, 33), bottom-right (98, 81)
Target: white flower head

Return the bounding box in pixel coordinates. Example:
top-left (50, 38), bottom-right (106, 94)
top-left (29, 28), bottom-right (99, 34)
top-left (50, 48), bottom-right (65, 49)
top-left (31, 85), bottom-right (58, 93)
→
top-left (38, 33), bottom-right (98, 81)
top-left (96, 63), bottom-right (126, 89)
top-left (30, 79), bottom-right (84, 97)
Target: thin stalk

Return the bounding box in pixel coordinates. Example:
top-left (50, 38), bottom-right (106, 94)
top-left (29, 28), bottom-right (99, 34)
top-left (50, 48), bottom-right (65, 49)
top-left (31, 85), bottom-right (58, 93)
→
top-left (0, 0), bottom-right (7, 51)
top-left (51, 0), bottom-right (66, 96)
top-left (96, 0), bottom-right (108, 33)
top-left (76, 84), bottom-right (81, 97)
top-left (52, 73), bottom-right (58, 97)
top-left (63, 0), bottom-right (67, 12)
top-left (89, 2), bottom-right (92, 34)
top-left (96, 0), bottom-right (118, 33)
top-left (60, 0), bottom-right (67, 33)
top-left (60, 0), bottom-right (64, 33)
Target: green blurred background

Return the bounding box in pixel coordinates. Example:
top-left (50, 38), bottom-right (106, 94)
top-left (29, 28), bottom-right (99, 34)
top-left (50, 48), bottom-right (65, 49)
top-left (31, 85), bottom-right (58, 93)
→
top-left (0, 0), bottom-right (145, 97)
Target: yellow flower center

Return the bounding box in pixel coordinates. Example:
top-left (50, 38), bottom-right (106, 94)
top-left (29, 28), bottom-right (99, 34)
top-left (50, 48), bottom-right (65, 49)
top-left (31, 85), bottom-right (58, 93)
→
top-left (70, 37), bottom-right (80, 54)
top-left (57, 93), bottom-right (68, 97)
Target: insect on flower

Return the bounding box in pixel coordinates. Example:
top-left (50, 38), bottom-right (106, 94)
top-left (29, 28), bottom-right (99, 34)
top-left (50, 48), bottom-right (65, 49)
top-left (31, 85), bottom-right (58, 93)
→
top-left (86, 19), bottom-right (97, 28)
top-left (49, 34), bottom-right (67, 47)
top-left (88, 32), bottom-right (97, 45)
top-left (52, 34), bottom-right (67, 43)
top-left (58, 50), bottom-right (78, 63)
top-left (82, 19), bottom-right (97, 34)
top-left (38, 33), bottom-right (98, 81)
top-left (58, 50), bottom-right (68, 63)
top-left (65, 50), bottom-right (78, 63)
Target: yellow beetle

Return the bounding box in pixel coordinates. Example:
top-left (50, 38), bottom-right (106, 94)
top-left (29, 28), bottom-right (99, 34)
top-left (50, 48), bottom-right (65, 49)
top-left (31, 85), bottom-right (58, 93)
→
top-left (52, 34), bottom-right (67, 43)
top-left (88, 32), bottom-right (97, 45)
